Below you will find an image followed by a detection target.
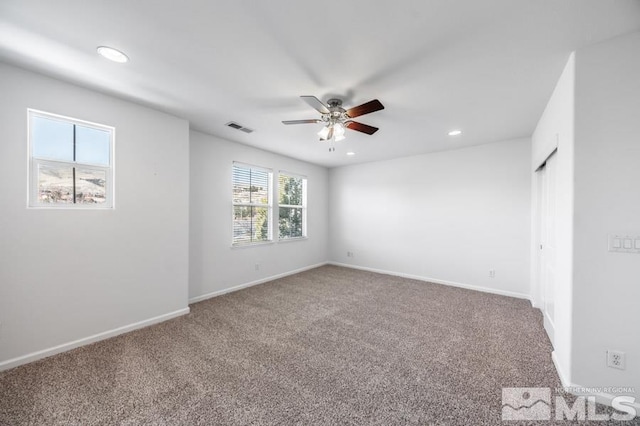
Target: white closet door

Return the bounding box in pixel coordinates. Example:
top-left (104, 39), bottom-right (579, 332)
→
top-left (538, 152), bottom-right (557, 344)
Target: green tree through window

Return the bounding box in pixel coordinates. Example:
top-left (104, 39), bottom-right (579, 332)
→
top-left (278, 173), bottom-right (306, 239)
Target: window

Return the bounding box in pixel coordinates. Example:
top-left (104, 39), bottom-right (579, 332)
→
top-left (28, 110), bottom-right (113, 208)
top-left (232, 163), bottom-right (272, 245)
top-left (278, 172), bottom-right (307, 240)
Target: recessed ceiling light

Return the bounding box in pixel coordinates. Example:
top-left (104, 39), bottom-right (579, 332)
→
top-left (97, 46), bottom-right (129, 63)
top-left (448, 129), bottom-right (462, 136)
top-left (346, 151), bottom-right (355, 156)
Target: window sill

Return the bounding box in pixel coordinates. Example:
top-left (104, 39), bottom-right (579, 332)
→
top-left (231, 241), bottom-right (275, 249)
top-left (28, 205), bottom-right (114, 210)
top-left (278, 237), bottom-right (308, 243)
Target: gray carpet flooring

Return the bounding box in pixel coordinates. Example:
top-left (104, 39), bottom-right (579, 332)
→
top-left (0, 265), bottom-right (634, 425)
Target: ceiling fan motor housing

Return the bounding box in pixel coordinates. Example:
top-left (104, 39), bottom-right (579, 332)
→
top-left (324, 99), bottom-right (348, 124)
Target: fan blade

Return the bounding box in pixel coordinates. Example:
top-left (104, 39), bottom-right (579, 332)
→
top-left (345, 99), bottom-right (384, 118)
top-left (300, 96), bottom-right (330, 114)
top-left (282, 119), bottom-right (322, 125)
top-left (345, 121), bottom-right (379, 135)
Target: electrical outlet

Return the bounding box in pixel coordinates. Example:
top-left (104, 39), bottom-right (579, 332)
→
top-left (347, 251), bottom-right (354, 258)
top-left (489, 269), bottom-right (496, 278)
top-left (607, 350), bottom-right (626, 370)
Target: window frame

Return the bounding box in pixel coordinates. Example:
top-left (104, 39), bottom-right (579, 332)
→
top-left (231, 162), bottom-right (273, 246)
top-left (277, 170), bottom-right (307, 241)
top-left (27, 109), bottom-right (115, 209)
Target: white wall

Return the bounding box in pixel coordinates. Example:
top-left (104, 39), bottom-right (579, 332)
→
top-left (328, 138), bottom-right (532, 298)
top-left (572, 32), bottom-right (640, 401)
top-left (0, 63), bottom-right (190, 368)
top-left (189, 130), bottom-right (329, 301)
top-left (531, 54), bottom-right (575, 386)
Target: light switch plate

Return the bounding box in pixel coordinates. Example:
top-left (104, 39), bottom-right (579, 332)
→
top-left (609, 234), bottom-right (640, 254)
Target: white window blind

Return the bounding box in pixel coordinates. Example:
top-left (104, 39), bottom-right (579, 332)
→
top-left (232, 163), bottom-right (272, 245)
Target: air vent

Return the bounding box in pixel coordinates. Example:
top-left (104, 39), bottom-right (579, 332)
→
top-left (226, 121), bottom-right (254, 134)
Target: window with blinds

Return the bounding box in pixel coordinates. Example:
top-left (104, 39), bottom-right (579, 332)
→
top-left (232, 163), bottom-right (272, 245)
top-left (278, 172), bottom-right (307, 240)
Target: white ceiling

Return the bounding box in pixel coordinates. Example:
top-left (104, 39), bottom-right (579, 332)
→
top-left (1, 1), bottom-right (639, 168)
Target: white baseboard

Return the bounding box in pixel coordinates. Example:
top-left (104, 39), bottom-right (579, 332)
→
top-left (552, 350), bottom-right (570, 388)
top-left (188, 262), bottom-right (329, 304)
top-left (0, 307), bottom-right (190, 372)
top-left (328, 261), bottom-right (532, 301)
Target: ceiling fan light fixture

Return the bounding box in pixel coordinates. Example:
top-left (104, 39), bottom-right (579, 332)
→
top-left (317, 125), bottom-right (331, 140)
top-left (334, 122), bottom-right (345, 138)
top-left (97, 46), bottom-right (129, 63)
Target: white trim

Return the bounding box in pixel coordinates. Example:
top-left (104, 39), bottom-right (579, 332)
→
top-left (552, 350), bottom-right (570, 388)
top-left (278, 169), bottom-right (307, 180)
top-left (328, 262), bottom-right (532, 302)
top-left (232, 161), bottom-right (272, 175)
top-left (552, 351), bottom-right (640, 412)
top-left (543, 310), bottom-right (555, 345)
top-left (0, 307), bottom-right (190, 372)
top-left (230, 241), bottom-right (274, 249)
top-left (277, 236), bottom-right (308, 244)
top-left (189, 262), bottom-right (328, 304)
top-left (28, 108), bottom-right (115, 130)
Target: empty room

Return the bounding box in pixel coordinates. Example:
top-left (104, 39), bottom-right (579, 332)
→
top-left (1, 1), bottom-right (639, 424)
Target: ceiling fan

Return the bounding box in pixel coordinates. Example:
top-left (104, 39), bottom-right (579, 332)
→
top-left (282, 96), bottom-right (384, 145)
